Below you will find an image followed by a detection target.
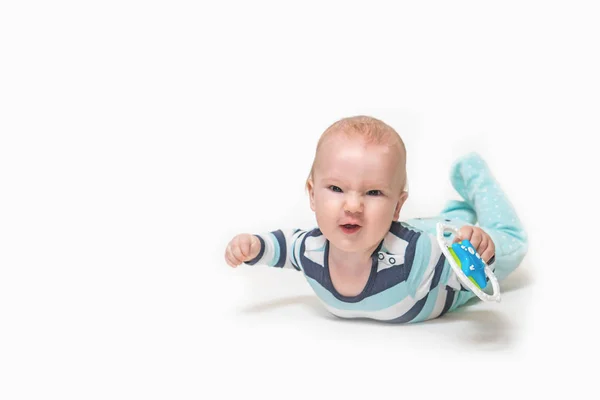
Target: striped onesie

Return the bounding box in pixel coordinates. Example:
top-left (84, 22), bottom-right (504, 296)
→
top-left (244, 153), bottom-right (528, 323)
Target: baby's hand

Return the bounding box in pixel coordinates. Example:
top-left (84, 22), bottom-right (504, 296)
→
top-left (225, 234), bottom-right (261, 267)
top-left (454, 226), bottom-right (495, 265)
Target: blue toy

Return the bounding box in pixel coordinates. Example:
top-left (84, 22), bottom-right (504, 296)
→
top-left (436, 223), bottom-right (501, 302)
top-left (450, 240), bottom-right (487, 289)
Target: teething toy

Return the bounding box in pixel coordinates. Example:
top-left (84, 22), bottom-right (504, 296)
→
top-left (436, 223), bottom-right (501, 302)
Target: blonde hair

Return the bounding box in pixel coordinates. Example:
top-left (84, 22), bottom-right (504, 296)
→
top-left (306, 115), bottom-right (408, 193)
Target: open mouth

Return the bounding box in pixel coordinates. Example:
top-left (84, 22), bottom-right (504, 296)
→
top-left (340, 224), bottom-right (361, 234)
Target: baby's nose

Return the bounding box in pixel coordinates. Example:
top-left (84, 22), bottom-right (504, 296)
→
top-left (343, 194), bottom-right (363, 213)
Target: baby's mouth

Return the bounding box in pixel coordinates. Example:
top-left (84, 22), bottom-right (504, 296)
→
top-left (340, 224), bottom-right (361, 234)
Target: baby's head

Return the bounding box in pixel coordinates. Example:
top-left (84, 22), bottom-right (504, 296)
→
top-left (306, 116), bottom-right (409, 254)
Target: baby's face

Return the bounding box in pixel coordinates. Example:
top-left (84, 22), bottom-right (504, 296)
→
top-left (308, 135), bottom-right (407, 255)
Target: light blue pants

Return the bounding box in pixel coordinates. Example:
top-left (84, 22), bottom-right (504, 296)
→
top-left (406, 152), bottom-right (529, 307)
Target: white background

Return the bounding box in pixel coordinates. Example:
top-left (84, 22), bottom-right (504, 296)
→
top-left (1, 1), bottom-right (598, 399)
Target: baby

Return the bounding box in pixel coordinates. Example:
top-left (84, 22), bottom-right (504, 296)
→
top-left (224, 116), bottom-right (528, 323)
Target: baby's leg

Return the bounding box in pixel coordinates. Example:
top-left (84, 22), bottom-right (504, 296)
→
top-left (439, 200), bottom-right (477, 225)
top-left (449, 152), bottom-right (528, 282)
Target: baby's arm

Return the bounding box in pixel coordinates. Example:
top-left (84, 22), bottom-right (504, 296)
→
top-left (224, 229), bottom-right (306, 271)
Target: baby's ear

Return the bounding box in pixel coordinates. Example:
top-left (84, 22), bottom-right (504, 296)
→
top-left (306, 179), bottom-right (316, 211)
top-left (393, 191), bottom-right (409, 220)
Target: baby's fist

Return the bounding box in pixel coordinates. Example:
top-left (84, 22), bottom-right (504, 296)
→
top-left (453, 225), bottom-right (495, 265)
top-left (225, 234), bottom-right (261, 267)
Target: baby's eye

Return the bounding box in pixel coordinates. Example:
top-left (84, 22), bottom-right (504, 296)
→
top-left (328, 185), bottom-right (343, 193)
top-left (367, 190), bottom-right (383, 196)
